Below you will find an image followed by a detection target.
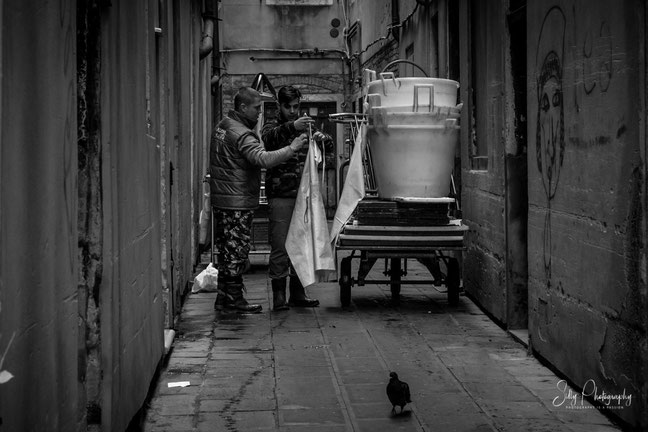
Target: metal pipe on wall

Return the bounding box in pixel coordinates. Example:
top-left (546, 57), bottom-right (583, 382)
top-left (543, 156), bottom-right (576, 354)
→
top-left (199, 0), bottom-right (219, 59)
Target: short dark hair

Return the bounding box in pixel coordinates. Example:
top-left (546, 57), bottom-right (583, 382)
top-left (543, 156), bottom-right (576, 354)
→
top-left (234, 87), bottom-right (261, 110)
top-left (277, 86), bottom-right (302, 105)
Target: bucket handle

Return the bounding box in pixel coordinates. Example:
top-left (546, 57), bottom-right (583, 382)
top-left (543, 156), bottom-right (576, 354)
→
top-left (364, 69), bottom-right (376, 84)
top-left (380, 59), bottom-right (429, 77)
top-left (379, 72), bottom-right (400, 95)
top-left (413, 84), bottom-right (435, 112)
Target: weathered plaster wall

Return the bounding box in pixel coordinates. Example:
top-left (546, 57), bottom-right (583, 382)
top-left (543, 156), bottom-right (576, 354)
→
top-left (219, 0), bottom-right (346, 76)
top-left (222, 0), bottom-right (343, 51)
top-left (0, 1), bottom-right (80, 431)
top-left (2, 0), bottom-right (216, 430)
top-left (345, 0), bottom-right (398, 102)
top-left (527, 0), bottom-right (646, 427)
top-left (99, 1), bottom-right (166, 430)
top-left (217, 0), bottom-right (347, 123)
top-left (460, 0), bottom-right (509, 323)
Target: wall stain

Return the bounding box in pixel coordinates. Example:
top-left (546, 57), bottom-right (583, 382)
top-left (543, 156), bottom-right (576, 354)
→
top-left (567, 136), bottom-right (611, 147)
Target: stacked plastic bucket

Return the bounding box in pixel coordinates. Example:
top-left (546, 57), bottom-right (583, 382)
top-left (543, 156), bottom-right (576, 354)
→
top-left (365, 69), bottom-right (461, 200)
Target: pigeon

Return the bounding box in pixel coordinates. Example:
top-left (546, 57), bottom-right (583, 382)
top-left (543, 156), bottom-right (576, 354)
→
top-left (386, 371), bottom-right (411, 414)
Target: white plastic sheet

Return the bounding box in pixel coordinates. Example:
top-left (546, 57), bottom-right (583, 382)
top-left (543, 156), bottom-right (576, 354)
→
top-left (330, 124), bottom-right (366, 244)
top-left (285, 137), bottom-right (336, 287)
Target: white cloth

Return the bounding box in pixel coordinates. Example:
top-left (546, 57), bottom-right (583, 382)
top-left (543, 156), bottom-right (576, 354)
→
top-left (330, 124), bottom-right (366, 245)
top-left (285, 138), bottom-right (336, 287)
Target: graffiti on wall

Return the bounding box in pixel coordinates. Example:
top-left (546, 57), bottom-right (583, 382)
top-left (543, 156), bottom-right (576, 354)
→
top-left (535, 6), bottom-right (566, 283)
top-left (580, 20), bottom-right (612, 96)
top-left (536, 5), bottom-right (624, 289)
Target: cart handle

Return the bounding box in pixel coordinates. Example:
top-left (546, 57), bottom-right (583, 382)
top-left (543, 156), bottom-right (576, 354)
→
top-left (381, 59), bottom-right (429, 77)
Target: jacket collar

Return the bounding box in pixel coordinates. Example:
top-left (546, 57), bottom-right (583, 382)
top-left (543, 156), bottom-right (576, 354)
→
top-left (228, 109), bottom-right (258, 130)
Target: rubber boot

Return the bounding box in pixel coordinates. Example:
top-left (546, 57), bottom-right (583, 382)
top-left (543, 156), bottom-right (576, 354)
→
top-left (288, 276), bottom-right (319, 307)
top-left (214, 274), bottom-right (227, 310)
top-left (271, 278), bottom-right (289, 311)
top-left (224, 276), bottom-right (262, 313)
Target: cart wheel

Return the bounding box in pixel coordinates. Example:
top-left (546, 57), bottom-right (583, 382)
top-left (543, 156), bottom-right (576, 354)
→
top-left (446, 257), bottom-right (460, 306)
top-left (390, 258), bottom-right (401, 306)
top-left (340, 256), bottom-right (352, 307)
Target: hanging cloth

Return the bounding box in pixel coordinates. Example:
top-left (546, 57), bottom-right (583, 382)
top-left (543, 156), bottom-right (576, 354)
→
top-left (330, 123), bottom-right (367, 245)
top-left (285, 128), bottom-right (336, 287)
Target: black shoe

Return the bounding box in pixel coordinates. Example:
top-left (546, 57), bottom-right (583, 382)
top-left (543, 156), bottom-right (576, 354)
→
top-left (271, 278), bottom-right (290, 311)
top-left (224, 276), bottom-right (263, 313)
top-left (288, 276), bottom-right (319, 307)
top-left (225, 298), bottom-right (263, 313)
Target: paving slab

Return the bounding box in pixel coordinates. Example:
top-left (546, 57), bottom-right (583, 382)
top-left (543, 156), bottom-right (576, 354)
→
top-left (278, 406), bottom-right (347, 426)
top-left (141, 263), bottom-right (625, 432)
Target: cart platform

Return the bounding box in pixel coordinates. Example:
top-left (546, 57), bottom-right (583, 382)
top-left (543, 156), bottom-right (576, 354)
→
top-left (335, 219), bottom-right (468, 307)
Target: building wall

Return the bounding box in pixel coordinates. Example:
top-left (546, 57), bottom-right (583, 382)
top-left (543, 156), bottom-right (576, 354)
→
top-left (1, 0), bottom-right (212, 430)
top-left (345, 0), bottom-right (398, 106)
top-left (0, 1), bottom-right (80, 430)
top-left (94, 1), bottom-right (166, 430)
top-left (526, 0), bottom-right (646, 427)
top-left (458, 0), bottom-right (647, 427)
top-left (219, 0), bottom-right (346, 77)
top-left (162, 0), bottom-right (212, 326)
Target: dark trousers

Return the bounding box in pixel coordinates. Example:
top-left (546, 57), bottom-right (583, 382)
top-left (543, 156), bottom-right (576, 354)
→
top-left (268, 197), bottom-right (296, 280)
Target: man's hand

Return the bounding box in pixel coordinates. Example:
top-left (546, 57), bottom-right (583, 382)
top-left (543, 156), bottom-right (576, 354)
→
top-left (289, 133), bottom-right (308, 152)
top-left (293, 115), bottom-right (315, 132)
top-left (312, 131), bottom-right (331, 142)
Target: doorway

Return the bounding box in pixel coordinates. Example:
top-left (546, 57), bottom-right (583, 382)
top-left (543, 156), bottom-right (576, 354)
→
top-left (505, 0), bottom-right (529, 333)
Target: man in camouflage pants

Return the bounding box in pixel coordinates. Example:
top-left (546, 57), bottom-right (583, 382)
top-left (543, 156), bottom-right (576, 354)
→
top-left (210, 87), bottom-right (307, 313)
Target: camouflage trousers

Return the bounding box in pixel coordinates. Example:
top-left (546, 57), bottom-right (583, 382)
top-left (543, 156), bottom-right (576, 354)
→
top-left (213, 208), bottom-right (254, 278)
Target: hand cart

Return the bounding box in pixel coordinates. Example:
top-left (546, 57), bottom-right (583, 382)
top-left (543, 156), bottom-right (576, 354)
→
top-left (330, 112), bottom-right (468, 307)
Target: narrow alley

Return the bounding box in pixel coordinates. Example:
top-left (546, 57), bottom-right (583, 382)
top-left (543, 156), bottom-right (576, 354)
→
top-left (2, 1), bottom-right (647, 431)
top-left (141, 259), bottom-right (623, 432)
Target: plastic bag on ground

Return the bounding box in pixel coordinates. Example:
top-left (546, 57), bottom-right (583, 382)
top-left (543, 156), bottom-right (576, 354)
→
top-left (192, 262), bottom-right (220, 293)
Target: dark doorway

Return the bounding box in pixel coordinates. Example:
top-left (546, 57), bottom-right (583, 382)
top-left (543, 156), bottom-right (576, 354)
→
top-left (505, 0), bottom-right (529, 332)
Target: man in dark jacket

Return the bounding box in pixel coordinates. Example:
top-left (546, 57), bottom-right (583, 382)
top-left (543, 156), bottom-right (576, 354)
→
top-left (261, 86), bottom-right (331, 311)
top-left (210, 87), bottom-right (307, 313)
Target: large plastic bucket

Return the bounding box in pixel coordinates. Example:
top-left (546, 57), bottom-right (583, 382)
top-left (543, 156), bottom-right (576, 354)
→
top-left (366, 72), bottom-right (459, 110)
top-left (370, 105), bottom-right (461, 127)
top-left (368, 121), bottom-right (459, 199)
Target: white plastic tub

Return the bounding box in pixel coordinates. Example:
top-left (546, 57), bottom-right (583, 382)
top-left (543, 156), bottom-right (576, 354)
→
top-left (370, 105), bottom-right (462, 127)
top-left (366, 72), bottom-right (459, 110)
top-left (368, 121), bottom-right (459, 199)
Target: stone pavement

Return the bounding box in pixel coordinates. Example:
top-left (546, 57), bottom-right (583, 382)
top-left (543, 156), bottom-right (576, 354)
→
top-left (142, 260), bottom-right (625, 432)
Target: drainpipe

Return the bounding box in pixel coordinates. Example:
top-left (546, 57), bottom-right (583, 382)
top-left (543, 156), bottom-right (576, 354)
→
top-left (200, 0), bottom-right (218, 60)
